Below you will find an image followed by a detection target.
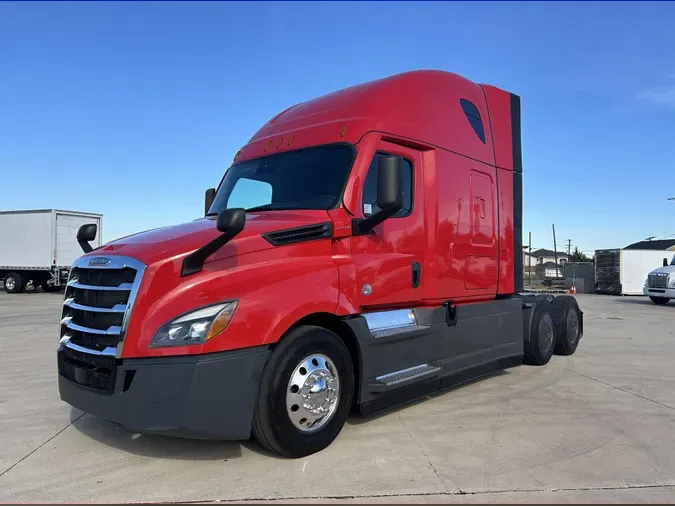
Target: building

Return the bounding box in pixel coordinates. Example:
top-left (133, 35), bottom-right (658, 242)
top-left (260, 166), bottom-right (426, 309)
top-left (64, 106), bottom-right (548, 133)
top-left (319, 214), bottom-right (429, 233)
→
top-left (535, 261), bottom-right (563, 278)
top-left (623, 239), bottom-right (675, 251)
top-left (522, 246), bottom-right (536, 272)
top-left (531, 248), bottom-right (569, 265)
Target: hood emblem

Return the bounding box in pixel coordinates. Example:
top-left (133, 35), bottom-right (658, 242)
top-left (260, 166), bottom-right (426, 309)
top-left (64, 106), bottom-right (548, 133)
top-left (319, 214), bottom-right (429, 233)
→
top-left (88, 257), bottom-right (110, 266)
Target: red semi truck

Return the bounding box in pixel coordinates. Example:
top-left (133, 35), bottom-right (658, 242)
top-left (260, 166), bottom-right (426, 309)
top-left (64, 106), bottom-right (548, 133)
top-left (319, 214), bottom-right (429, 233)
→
top-left (58, 70), bottom-right (583, 457)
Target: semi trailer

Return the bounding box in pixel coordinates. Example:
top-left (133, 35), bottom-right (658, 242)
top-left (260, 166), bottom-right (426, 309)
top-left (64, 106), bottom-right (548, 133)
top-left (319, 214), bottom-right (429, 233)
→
top-left (57, 70), bottom-right (583, 458)
top-left (0, 209), bottom-right (102, 294)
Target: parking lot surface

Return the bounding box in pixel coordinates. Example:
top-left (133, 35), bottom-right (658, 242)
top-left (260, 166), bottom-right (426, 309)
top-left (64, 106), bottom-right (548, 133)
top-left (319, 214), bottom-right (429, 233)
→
top-left (1, 292), bottom-right (674, 503)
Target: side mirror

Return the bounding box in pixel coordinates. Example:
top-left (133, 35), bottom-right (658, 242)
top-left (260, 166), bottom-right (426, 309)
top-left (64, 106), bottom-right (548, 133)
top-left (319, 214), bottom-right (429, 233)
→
top-left (205, 188), bottom-right (216, 216)
top-left (376, 156), bottom-right (403, 210)
top-left (181, 208), bottom-right (247, 277)
top-left (664, 258), bottom-right (669, 267)
top-left (216, 208), bottom-right (246, 234)
top-left (77, 223), bottom-right (97, 253)
top-left (356, 156), bottom-right (403, 234)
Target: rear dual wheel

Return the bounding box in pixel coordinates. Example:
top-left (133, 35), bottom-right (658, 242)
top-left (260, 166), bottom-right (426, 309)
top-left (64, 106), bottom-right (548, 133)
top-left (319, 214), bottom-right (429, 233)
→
top-left (252, 325), bottom-right (354, 458)
top-left (552, 296), bottom-right (582, 356)
top-left (524, 298), bottom-right (556, 365)
top-left (524, 295), bottom-right (582, 365)
top-left (41, 282), bottom-right (61, 293)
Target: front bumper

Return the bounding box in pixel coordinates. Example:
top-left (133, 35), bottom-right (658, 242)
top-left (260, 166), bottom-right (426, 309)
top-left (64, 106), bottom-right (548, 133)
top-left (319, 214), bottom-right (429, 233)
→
top-left (58, 344), bottom-right (270, 439)
top-left (643, 286), bottom-right (675, 299)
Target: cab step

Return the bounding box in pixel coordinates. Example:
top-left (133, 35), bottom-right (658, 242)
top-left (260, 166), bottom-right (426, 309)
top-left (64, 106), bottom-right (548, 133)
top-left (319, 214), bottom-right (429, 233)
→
top-left (368, 363), bottom-right (441, 392)
top-left (370, 324), bottom-right (430, 339)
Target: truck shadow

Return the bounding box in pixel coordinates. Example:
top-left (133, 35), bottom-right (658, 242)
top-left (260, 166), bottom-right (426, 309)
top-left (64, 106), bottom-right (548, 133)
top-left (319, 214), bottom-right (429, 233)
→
top-left (346, 369), bottom-right (509, 426)
top-left (619, 298), bottom-right (670, 307)
top-left (70, 370), bottom-right (510, 459)
top-left (70, 408), bottom-right (246, 460)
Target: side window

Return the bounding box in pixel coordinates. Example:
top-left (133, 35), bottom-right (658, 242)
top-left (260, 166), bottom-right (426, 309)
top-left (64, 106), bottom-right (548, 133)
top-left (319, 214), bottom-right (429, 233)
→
top-left (460, 98), bottom-right (486, 144)
top-left (362, 152), bottom-right (413, 217)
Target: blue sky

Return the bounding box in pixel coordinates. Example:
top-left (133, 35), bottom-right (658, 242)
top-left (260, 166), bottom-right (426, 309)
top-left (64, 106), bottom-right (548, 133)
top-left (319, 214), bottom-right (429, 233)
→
top-left (1, 1), bottom-right (674, 254)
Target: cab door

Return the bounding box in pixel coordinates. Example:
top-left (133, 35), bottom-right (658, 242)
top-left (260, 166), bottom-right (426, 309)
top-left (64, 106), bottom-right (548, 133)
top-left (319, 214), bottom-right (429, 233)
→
top-left (350, 140), bottom-right (425, 309)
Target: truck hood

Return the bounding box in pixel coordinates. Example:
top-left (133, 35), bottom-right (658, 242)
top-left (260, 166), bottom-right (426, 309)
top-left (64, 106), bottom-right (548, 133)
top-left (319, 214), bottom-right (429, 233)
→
top-left (88, 210), bottom-right (331, 266)
top-left (649, 265), bottom-right (675, 276)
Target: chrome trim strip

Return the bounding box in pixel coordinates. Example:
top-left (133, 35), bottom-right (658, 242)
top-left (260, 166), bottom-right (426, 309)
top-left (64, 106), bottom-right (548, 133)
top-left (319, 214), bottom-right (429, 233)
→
top-left (67, 280), bottom-right (133, 291)
top-left (60, 335), bottom-right (116, 357)
top-left (63, 298), bottom-right (127, 313)
top-left (71, 255), bottom-right (144, 271)
top-left (363, 309), bottom-right (417, 333)
top-left (61, 316), bottom-right (121, 336)
top-left (376, 364), bottom-right (432, 382)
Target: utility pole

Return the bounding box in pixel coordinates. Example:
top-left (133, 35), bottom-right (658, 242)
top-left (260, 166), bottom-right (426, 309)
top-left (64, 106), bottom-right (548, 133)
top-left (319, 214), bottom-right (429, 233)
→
top-left (528, 231), bottom-right (532, 286)
top-left (567, 239), bottom-right (572, 257)
top-left (552, 224), bottom-right (559, 278)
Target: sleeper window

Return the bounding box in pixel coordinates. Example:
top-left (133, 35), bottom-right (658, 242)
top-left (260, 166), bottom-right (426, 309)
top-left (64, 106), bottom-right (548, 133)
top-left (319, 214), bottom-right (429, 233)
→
top-left (362, 152), bottom-right (413, 217)
top-left (460, 98), bottom-right (486, 144)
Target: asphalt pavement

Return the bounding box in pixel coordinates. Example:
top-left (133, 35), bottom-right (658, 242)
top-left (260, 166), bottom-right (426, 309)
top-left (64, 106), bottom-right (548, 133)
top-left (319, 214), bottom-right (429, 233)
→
top-left (1, 292), bottom-right (674, 503)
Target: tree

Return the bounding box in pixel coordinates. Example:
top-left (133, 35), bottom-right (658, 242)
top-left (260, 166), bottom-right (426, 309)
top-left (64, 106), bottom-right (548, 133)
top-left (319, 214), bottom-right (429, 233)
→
top-left (570, 246), bottom-right (591, 263)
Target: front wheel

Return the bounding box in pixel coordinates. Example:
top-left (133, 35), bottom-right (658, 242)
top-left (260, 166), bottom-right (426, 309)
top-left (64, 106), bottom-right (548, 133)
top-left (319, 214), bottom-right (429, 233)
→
top-left (252, 325), bottom-right (354, 458)
top-left (650, 296), bottom-right (670, 305)
top-left (4, 272), bottom-right (24, 294)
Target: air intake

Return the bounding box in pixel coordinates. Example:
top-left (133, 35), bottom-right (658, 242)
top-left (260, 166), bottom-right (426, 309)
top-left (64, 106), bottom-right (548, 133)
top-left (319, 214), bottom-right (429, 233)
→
top-left (262, 222), bottom-right (333, 246)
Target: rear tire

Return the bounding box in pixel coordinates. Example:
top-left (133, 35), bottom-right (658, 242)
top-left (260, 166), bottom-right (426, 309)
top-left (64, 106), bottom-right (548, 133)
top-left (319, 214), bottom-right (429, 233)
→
top-left (649, 296), bottom-right (670, 305)
top-left (252, 325), bottom-right (354, 458)
top-left (553, 296), bottom-right (582, 355)
top-left (41, 282), bottom-right (61, 293)
top-left (4, 272), bottom-right (23, 294)
top-left (523, 299), bottom-right (556, 365)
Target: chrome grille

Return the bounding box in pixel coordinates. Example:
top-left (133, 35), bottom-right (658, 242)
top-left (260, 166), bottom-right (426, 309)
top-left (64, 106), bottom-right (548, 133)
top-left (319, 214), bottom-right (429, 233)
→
top-left (59, 255), bottom-right (145, 357)
top-left (648, 273), bottom-right (669, 289)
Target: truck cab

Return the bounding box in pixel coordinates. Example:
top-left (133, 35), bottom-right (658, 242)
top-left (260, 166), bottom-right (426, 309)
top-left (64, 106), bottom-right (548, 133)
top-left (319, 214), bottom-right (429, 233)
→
top-left (57, 70), bottom-right (583, 457)
top-left (644, 254), bottom-right (675, 305)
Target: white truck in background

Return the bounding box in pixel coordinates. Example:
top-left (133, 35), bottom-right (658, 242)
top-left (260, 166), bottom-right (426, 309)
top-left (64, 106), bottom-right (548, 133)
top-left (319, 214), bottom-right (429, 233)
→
top-left (0, 209), bottom-right (103, 294)
top-left (595, 248), bottom-right (675, 296)
top-left (644, 253), bottom-right (675, 305)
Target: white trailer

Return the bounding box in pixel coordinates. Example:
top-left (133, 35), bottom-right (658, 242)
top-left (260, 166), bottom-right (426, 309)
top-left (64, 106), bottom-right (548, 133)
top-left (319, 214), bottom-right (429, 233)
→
top-left (595, 248), bottom-right (674, 295)
top-left (0, 209), bottom-right (103, 294)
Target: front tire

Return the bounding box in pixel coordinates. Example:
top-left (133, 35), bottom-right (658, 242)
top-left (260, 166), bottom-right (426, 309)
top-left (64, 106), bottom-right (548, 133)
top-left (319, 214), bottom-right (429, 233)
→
top-left (650, 296), bottom-right (670, 305)
top-left (4, 272), bottom-right (23, 294)
top-left (252, 325), bottom-right (354, 458)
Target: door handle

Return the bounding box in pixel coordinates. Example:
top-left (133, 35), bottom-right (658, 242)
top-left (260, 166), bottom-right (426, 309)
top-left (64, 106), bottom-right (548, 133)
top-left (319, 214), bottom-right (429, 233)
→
top-left (411, 262), bottom-right (421, 288)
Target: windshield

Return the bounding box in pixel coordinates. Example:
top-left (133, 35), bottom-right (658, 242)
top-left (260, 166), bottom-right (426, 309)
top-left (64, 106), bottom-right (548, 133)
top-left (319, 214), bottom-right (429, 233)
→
top-left (671, 254), bottom-right (675, 266)
top-left (208, 144), bottom-right (355, 214)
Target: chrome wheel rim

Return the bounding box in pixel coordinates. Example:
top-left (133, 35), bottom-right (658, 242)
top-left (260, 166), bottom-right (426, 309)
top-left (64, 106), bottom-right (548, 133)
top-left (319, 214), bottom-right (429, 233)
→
top-left (5, 277), bottom-right (15, 290)
top-left (286, 354), bottom-right (340, 433)
top-left (539, 313), bottom-right (554, 352)
top-left (566, 309), bottom-right (579, 343)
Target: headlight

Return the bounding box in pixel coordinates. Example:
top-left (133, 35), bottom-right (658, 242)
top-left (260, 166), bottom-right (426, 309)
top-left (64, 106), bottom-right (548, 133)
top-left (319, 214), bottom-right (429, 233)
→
top-left (149, 301), bottom-right (238, 348)
top-left (670, 276), bottom-right (675, 288)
